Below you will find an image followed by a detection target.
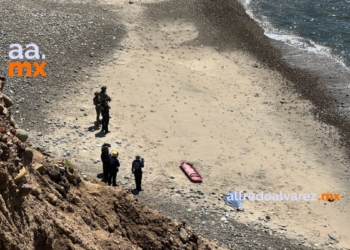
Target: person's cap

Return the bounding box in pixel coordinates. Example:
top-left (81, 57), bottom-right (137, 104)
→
top-left (135, 155), bottom-right (141, 160)
top-left (101, 86), bottom-right (107, 90)
top-left (112, 151), bottom-right (119, 157)
top-left (95, 91), bottom-right (100, 95)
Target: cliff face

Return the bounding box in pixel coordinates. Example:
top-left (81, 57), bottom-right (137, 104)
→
top-left (0, 77), bottom-right (224, 250)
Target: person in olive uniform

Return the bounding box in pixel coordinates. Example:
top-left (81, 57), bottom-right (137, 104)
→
top-left (100, 86), bottom-right (111, 102)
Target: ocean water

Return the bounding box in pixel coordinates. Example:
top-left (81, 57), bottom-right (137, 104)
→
top-left (240, 0), bottom-right (350, 113)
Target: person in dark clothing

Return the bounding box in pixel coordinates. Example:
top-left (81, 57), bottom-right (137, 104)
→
top-left (100, 100), bottom-right (111, 133)
top-left (132, 155), bottom-right (144, 191)
top-left (93, 91), bottom-right (101, 127)
top-left (108, 151), bottom-right (120, 186)
top-left (101, 146), bottom-right (110, 181)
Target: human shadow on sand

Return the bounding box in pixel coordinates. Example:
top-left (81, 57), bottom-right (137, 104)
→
top-left (130, 189), bottom-right (140, 195)
top-left (95, 130), bottom-right (106, 138)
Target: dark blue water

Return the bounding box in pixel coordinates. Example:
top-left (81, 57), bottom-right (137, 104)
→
top-left (244, 0), bottom-right (350, 66)
top-left (240, 0), bottom-right (350, 114)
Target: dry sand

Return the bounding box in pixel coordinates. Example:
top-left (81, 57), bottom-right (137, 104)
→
top-left (29, 0), bottom-right (350, 248)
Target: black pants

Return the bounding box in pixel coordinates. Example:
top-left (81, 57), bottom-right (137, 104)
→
top-left (108, 170), bottom-right (117, 186)
top-left (102, 115), bottom-right (109, 132)
top-left (134, 172), bottom-right (142, 191)
top-left (103, 163), bottom-right (109, 181)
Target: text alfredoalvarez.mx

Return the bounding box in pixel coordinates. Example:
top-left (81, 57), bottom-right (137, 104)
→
top-left (8, 43), bottom-right (47, 77)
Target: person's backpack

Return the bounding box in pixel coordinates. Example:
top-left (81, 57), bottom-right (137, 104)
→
top-left (133, 160), bottom-right (142, 172)
top-left (93, 96), bottom-right (100, 106)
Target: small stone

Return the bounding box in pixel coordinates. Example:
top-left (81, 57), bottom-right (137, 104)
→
top-left (328, 234), bottom-right (339, 242)
top-left (18, 184), bottom-right (32, 197)
top-left (48, 193), bottom-right (58, 205)
top-left (32, 163), bottom-right (44, 173)
top-left (15, 129), bottom-right (29, 142)
top-left (179, 228), bottom-right (188, 243)
top-left (220, 216), bottom-right (227, 221)
top-left (129, 0), bottom-right (133, 3)
top-left (170, 176), bottom-right (175, 179)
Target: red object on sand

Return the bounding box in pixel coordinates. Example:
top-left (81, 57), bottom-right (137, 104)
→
top-left (180, 162), bottom-right (203, 183)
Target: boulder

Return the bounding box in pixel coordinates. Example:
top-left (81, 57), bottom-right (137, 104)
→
top-left (16, 129), bottom-right (28, 142)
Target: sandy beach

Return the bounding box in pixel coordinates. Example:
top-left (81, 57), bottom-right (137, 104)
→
top-left (10, 0), bottom-right (349, 249)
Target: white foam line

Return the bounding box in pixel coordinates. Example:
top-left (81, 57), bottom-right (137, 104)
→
top-left (239, 0), bottom-right (350, 71)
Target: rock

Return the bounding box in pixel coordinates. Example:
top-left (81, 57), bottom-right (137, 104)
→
top-left (169, 236), bottom-right (174, 244)
top-left (1, 135), bottom-right (8, 143)
top-left (220, 216), bottom-right (227, 221)
top-left (15, 129), bottom-right (28, 142)
top-left (170, 176), bottom-right (175, 179)
top-left (2, 94), bottom-right (13, 108)
top-left (129, 0), bottom-right (133, 3)
top-left (24, 148), bottom-right (44, 166)
top-left (66, 170), bottom-right (78, 182)
top-left (179, 228), bottom-right (188, 243)
top-left (18, 184), bottom-right (32, 197)
top-left (328, 234), bottom-right (339, 242)
top-left (14, 167), bottom-right (26, 183)
top-left (32, 162), bottom-right (44, 173)
top-left (48, 193), bottom-right (58, 205)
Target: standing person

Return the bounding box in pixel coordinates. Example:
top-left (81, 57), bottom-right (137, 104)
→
top-left (100, 86), bottom-right (111, 102)
top-left (108, 151), bottom-right (120, 186)
top-left (93, 91), bottom-right (101, 127)
top-left (101, 145), bottom-right (110, 182)
top-left (132, 155), bottom-right (144, 191)
top-left (100, 100), bottom-right (111, 133)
